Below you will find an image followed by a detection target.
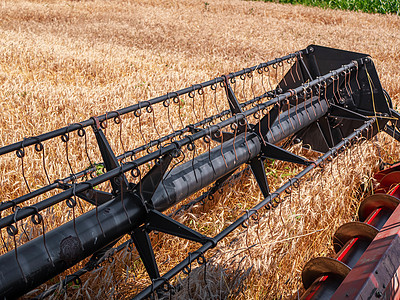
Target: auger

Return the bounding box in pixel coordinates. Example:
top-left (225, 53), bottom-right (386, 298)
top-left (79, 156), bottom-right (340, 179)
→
top-left (0, 45), bottom-right (399, 299)
top-left (301, 164), bottom-right (400, 299)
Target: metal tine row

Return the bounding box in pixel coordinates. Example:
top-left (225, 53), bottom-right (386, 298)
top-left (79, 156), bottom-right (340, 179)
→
top-left (0, 53), bottom-right (297, 212)
top-left (34, 123), bottom-right (371, 300)
top-left (0, 53), bottom-right (298, 236)
top-left (0, 51), bottom-right (302, 157)
top-left (0, 53), bottom-right (366, 298)
top-left (0, 57), bottom-right (297, 222)
top-left (0, 54), bottom-right (299, 262)
top-left (0, 59), bottom-right (361, 245)
top-left (136, 118), bottom-right (376, 299)
top-left (0, 88), bottom-right (278, 217)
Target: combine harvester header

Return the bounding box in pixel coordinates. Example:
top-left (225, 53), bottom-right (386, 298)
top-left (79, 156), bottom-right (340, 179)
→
top-left (0, 45), bottom-right (400, 299)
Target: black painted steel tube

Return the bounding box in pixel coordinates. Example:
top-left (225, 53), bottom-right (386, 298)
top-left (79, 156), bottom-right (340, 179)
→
top-left (0, 94), bottom-right (333, 298)
top-left (0, 61), bottom-right (358, 227)
top-left (152, 132), bottom-right (261, 211)
top-left (0, 192), bottom-right (146, 298)
top-left (265, 96), bottom-right (329, 143)
top-left (133, 119), bottom-right (375, 300)
top-left (0, 60), bottom-right (362, 299)
top-left (0, 51), bottom-right (301, 156)
top-left (0, 182), bottom-right (59, 213)
top-left (0, 132), bottom-right (258, 298)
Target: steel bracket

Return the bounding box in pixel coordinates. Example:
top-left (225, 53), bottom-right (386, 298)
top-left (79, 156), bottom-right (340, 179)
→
top-left (223, 75), bottom-right (246, 134)
top-left (131, 226), bottom-right (160, 280)
top-left (211, 131), bottom-right (235, 143)
top-left (59, 183), bottom-right (113, 206)
top-left (146, 209), bottom-right (209, 244)
top-left (223, 75), bottom-right (243, 115)
top-left (316, 117), bottom-right (335, 149)
top-left (249, 157), bottom-right (270, 198)
top-left (253, 104), bottom-right (280, 140)
top-left (328, 104), bottom-right (369, 121)
top-left (261, 142), bottom-right (311, 166)
top-left (133, 153), bottom-right (174, 209)
top-left (91, 117), bottom-right (129, 195)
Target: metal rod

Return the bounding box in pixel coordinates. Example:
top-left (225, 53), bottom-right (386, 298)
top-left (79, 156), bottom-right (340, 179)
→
top-left (0, 52), bottom-right (302, 156)
top-left (0, 91), bottom-right (270, 212)
top-left (0, 182), bottom-right (59, 212)
top-left (0, 60), bottom-right (361, 229)
top-left (133, 118), bottom-right (375, 300)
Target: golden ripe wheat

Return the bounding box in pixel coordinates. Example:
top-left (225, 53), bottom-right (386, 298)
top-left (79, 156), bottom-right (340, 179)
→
top-left (0, 0), bottom-right (399, 299)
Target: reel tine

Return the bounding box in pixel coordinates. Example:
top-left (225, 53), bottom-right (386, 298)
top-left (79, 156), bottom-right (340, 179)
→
top-left (165, 94), bottom-right (176, 135)
top-left (34, 140), bottom-right (51, 185)
top-left (17, 142), bottom-right (31, 193)
top-left (0, 45), bottom-right (396, 299)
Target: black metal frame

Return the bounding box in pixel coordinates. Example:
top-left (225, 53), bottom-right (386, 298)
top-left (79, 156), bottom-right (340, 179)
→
top-left (0, 45), bottom-right (399, 299)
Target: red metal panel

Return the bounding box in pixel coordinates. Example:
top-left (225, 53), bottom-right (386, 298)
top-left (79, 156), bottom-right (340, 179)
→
top-left (332, 202), bottom-right (400, 299)
top-left (383, 266), bottom-right (400, 298)
top-left (374, 163), bottom-right (400, 183)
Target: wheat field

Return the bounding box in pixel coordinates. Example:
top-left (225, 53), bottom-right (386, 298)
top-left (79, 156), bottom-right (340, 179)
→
top-left (1, 0), bottom-right (400, 299)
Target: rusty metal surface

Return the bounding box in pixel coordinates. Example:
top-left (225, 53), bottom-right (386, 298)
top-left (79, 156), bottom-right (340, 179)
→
top-left (358, 194), bottom-right (400, 222)
top-left (377, 171), bottom-right (400, 194)
top-left (374, 163), bottom-right (400, 184)
top-left (302, 257), bottom-right (351, 289)
top-left (383, 266), bottom-right (400, 299)
top-left (333, 222), bottom-right (378, 254)
top-left (332, 200), bottom-right (400, 299)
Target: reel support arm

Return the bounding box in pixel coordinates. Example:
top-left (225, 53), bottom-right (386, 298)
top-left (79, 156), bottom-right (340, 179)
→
top-left (0, 45), bottom-right (397, 299)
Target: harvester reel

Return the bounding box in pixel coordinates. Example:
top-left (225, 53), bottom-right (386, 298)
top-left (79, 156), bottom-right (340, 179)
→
top-left (0, 45), bottom-right (399, 299)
